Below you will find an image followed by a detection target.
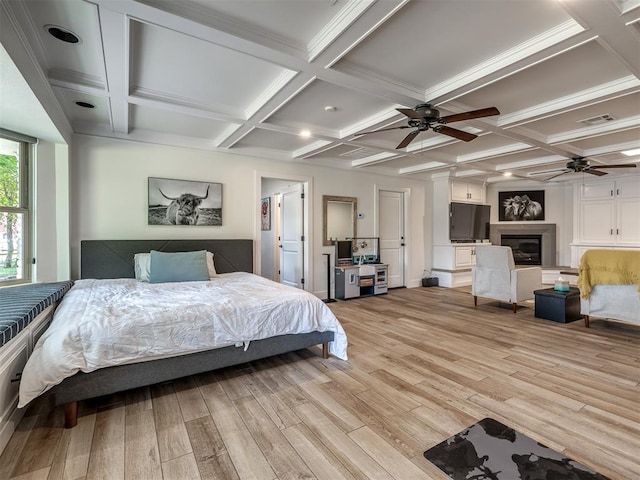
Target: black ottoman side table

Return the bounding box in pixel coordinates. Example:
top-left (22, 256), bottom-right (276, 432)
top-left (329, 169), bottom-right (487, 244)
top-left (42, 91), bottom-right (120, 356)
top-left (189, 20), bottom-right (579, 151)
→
top-left (534, 287), bottom-right (582, 323)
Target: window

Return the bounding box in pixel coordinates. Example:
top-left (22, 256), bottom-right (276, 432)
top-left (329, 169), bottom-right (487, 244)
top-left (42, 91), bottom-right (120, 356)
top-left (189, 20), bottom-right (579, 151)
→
top-left (0, 135), bottom-right (30, 285)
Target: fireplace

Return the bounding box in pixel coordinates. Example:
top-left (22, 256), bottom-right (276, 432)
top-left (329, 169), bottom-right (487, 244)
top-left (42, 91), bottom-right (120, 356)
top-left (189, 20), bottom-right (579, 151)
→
top-left (489, 223), bottom-right (556, 266)
top-left (501, 234), bottom-right (542, 265)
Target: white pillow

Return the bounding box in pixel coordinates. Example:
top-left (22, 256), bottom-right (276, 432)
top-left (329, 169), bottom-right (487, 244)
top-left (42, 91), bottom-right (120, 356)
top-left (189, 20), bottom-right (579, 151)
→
top-left (134, 251), bottom-right (217, 281)
top-left (206, 251), bottom-right (217, 277)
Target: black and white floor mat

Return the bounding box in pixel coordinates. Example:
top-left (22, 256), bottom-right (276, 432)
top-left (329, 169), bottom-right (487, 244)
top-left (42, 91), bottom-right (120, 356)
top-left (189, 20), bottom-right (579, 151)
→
top-left (423, 417), bottom-right (609, 480)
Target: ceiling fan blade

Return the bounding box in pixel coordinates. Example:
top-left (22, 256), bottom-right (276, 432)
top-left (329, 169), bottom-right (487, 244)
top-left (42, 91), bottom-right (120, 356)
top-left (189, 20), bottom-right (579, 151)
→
top-left (440, 107), bottom-right (500, 123)
top-left (396, 108), bottom-right (424, 120)
top-left (590, 164), bottom-right (637, 169)
top-left (358, 125), bottom-right (411, 135)
top-left (396, 130), bottom-right (421, 149)
top-left (434, 125), bottom-right (477, 142)
top-left (585, 169), bottom-right (608, 176)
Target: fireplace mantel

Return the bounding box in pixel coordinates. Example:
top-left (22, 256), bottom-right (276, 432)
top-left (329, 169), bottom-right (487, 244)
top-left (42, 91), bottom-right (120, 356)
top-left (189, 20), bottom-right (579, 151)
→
top-left (490, 223), bottom-right (557, 266)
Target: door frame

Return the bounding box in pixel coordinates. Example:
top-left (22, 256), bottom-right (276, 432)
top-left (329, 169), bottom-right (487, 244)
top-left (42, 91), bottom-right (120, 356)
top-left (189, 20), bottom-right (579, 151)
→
top-left (374, 184), bottom-right (410, 288)
top-left (255, 171), bottom-right (313, 292)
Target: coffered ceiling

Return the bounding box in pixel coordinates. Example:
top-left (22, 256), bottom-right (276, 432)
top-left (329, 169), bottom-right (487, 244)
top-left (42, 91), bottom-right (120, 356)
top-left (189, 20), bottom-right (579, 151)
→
top-left (2, 0), bottom-right (640, 183)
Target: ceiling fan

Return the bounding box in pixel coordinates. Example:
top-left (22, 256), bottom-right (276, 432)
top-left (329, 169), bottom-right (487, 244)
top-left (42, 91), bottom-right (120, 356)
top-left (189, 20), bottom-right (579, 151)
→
top-left (358, 103), bottom-right (500, 149)
top-left (530, 157), bottom-right (637, 180)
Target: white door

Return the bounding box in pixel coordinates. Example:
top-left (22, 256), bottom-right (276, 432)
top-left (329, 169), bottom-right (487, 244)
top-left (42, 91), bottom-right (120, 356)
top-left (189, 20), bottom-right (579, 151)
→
top-left (379, 190), bottom-right (405, 288)
top-left (279, 183), bottom-right (304, 289)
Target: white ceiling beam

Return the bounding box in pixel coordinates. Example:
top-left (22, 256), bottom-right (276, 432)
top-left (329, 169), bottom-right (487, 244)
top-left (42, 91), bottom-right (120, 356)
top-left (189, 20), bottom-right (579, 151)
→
top-left (559, 0), bottom-right (640, 78)
top-left (426, 19), bottom-right (585, 102)
top-left (98, 8), bottom-right (130, 134)
top-left (547, 115), bottom-right (640, 144)
top-left (498, 76), bottom-right (640, 127)
top-left (456, 143), bottom-right (534, 164)
top-left (293, 140), bottom-right (334, 159)
top-left (0, 1), bottom-right (72, 143)
top-left (494, 155), bottom-right (565, 171)
top-left (350, 151), bottom-right (397, 168)
top-left (398, 162), bottom-right (448, 175)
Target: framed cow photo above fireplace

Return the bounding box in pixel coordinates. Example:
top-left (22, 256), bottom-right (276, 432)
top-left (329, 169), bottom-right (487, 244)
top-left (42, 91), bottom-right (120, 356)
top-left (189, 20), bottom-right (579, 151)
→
top-left (148, 177), bottom-right (222, 226)
top-left (498, 190), bottom-right (545, 221)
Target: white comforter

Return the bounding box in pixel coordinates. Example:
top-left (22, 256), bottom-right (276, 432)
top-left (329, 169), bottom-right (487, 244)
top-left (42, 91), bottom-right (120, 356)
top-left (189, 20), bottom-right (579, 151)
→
top-left (19, 272), bottom-right (348, 407)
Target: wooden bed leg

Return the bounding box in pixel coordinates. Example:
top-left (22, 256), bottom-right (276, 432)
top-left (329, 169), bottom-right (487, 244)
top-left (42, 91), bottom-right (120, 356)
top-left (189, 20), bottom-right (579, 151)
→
top-left (513, 303), bottom-right (517, 314)
top-left (322, 342), bottom-right (329, 359)
top-left (64, 401), bottom-right (78, 428)
top-left (473, 296), bottom-right (477, 307)
top-left (584, 315), bottom-right (590, 328)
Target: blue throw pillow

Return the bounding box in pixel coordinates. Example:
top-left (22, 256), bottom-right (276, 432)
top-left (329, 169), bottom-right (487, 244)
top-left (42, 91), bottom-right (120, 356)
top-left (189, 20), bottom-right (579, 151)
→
top-left (149, 250), bottom-right (210, 283)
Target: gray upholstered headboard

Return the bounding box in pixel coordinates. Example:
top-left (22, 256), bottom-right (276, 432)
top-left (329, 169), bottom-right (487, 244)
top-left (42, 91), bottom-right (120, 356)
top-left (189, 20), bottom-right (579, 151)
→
top-left (81, 239), bottom-right (253, 279)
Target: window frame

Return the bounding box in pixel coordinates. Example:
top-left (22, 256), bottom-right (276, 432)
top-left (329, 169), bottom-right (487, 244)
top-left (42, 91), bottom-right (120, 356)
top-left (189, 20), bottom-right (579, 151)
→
top-left (0, 137), bottom-right (31, 286)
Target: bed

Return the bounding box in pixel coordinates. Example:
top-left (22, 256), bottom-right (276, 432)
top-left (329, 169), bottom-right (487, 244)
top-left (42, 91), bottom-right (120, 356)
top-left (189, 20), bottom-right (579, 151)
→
top-left (578, 249), bottom-right (640, 328)
top-left (18, 239), bottom-right (348, 427)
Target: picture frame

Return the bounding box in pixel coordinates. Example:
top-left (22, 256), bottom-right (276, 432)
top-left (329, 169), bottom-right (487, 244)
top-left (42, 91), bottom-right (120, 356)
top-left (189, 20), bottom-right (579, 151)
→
top-left (148, 177), bottom-right (222, 226)
top-left (498, 190), bottom-right (545, 221)
top-left (261, 197), bottom-right (271, 231)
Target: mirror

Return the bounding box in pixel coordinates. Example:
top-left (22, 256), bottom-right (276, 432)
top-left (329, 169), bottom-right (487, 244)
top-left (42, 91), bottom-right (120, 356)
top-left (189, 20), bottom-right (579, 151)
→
top-left (323, 195), bottom-right (357, 246)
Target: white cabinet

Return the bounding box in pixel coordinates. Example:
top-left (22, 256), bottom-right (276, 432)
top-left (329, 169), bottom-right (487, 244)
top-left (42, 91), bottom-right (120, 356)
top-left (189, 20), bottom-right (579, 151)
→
top-left (454, 246), bottom-right (475, 268)
top-left (451, 181), bottom-right (484, 203)
top-left (579, 200), bottom-right (615, 244)
top-left (579, 178), bottom-right (640, 245)
top-left (0, 305), bottom-right (55, 455)
top-left (432, 243), bottom-right (485, 287)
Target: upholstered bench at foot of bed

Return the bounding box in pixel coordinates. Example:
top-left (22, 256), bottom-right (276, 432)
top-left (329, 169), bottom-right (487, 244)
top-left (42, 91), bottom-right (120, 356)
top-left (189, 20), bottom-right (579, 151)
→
top-left (56, 331), bottom-right (334, 428)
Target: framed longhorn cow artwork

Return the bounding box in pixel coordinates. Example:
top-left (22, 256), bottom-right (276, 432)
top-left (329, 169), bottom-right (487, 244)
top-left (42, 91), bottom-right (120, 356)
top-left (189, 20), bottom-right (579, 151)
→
top-left (498, 190), bottom-right (545, 221)
top-left (148, 177), bottom-right (222, 226)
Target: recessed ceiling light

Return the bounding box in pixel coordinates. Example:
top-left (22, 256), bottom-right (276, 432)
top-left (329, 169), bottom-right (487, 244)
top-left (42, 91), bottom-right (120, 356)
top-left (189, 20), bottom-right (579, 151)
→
top-left (300, 129), bottom-right (311, 138)
top-left (622, 148), bottom-right (640, 156)
top-left (503, 172), bottom-right (513, 177)
top-left (75, 101), bottom-right (95, 109)
top-left (45, 24), bottom-right (81, 44)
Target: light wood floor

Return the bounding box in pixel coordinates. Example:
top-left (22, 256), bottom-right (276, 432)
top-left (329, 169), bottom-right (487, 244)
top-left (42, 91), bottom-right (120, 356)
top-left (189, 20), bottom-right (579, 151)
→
top-left (1, 287), bottom-right (639, 480)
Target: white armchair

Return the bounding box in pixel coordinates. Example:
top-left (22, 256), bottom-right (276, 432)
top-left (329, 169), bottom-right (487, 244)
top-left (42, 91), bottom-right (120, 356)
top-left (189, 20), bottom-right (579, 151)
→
top-left (472, 245), bottom-right (543, 313)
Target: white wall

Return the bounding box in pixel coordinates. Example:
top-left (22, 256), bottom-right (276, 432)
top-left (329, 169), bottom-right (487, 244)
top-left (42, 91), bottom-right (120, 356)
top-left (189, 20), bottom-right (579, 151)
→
top-left (33, 140), bottom-right (70, 282)
top-left (70, 135), bottom-right (430, 296)
top-left (486, 181), bottom-right (574, 266)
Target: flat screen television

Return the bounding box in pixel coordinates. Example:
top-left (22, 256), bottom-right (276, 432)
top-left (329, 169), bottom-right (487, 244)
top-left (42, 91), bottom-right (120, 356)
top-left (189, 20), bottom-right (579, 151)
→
top-left (449, 202), bottom-right (491, 242)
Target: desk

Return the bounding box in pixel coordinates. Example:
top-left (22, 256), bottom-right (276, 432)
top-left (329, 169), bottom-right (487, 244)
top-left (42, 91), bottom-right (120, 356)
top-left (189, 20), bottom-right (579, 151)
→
top-left (534, 287), bottom-right (582, 323)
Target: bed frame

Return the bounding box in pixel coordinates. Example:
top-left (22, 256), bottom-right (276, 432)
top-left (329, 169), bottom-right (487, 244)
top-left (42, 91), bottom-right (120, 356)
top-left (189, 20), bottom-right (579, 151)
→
top-left (52, 239), bottom-right (334, 427)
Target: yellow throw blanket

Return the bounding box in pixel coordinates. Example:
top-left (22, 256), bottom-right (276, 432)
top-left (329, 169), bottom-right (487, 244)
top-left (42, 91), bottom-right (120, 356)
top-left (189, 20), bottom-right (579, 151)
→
top-left (578, 249), bottom-right (640, 298)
